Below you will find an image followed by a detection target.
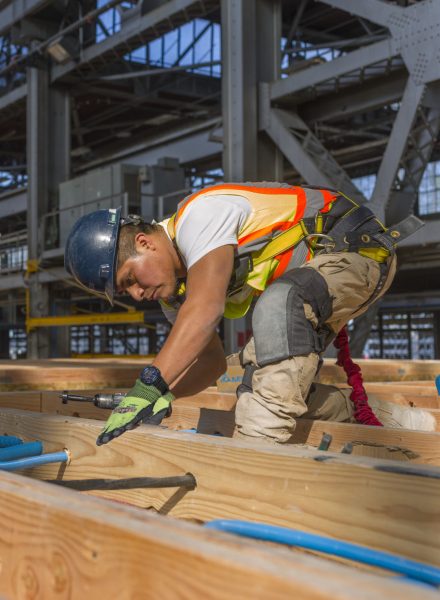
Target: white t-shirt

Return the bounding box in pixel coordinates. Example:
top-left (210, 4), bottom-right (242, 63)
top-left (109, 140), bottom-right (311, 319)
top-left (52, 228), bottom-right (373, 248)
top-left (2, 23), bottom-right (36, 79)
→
top-left (159, 193), bottom-right (252, 322)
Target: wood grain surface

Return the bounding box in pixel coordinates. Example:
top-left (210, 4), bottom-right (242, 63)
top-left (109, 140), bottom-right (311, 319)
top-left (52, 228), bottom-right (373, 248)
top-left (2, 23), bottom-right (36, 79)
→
top-left (1, 471), bottom-right (435, 600)
top-left (0, 408), bottom-right (439, 567)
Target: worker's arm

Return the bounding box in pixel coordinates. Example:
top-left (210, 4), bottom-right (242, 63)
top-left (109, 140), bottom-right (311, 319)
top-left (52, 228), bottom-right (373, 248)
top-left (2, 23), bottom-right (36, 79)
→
top-left (153, 244), bottom-right (234, 385)
top-left (169, 331), bottom-right (226, 398)
top-left (96, 245), bottom-right (234, 446)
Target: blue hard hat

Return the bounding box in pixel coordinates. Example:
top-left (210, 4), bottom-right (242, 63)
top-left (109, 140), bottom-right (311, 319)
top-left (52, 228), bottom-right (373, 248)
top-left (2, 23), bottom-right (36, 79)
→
top-left (65, 207), bottom-right (121, 305)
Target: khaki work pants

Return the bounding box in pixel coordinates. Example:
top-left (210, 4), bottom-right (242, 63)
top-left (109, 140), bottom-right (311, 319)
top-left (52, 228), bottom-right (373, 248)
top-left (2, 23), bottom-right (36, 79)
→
top-left (234, 252), bottom-right (397, 444)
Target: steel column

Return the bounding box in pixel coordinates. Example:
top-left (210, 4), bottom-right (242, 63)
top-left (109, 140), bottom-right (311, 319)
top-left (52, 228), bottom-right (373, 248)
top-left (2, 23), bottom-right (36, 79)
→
top-left (221, 0), bottom-right (281, 353)
top-left (26, 65), bottom-right (71, 358)
top-left (26, 64), bottom-right (50, 358)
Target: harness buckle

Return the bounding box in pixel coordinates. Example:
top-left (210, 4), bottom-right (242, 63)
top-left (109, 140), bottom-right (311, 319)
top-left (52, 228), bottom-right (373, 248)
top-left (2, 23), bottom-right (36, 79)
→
top-left (304, 233), bottom-right (336, 253)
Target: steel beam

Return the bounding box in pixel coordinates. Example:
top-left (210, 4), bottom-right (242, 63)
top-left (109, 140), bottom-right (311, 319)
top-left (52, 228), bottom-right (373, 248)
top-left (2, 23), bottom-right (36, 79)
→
top-left (0, 0), bottom-right (51, 35)
top-left (261, 99), bottom-right (366, 203)
top-left (51, 0), bottom-right (217, 83)
top-left (370, 77), bottom-right (426, 221)
top-left (320, 0), bottom-right (400, 28)
top-left (270, 39), bottom-right (394, 101)
top-left (0, 84), bottom-right (27, 113)
top-left (76, 117), bottom-right (222, 172)
top-left (0, 188), bottom-right (27, 218)
top-left (300, 72), bottom-right (406, 123)
top-left (0, 267), bottom-right (67, 291)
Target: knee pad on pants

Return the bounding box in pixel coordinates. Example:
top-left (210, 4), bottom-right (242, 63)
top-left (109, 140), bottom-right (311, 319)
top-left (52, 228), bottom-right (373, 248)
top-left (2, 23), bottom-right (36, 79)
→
top-left (252, 267), bottom-right (333, 367)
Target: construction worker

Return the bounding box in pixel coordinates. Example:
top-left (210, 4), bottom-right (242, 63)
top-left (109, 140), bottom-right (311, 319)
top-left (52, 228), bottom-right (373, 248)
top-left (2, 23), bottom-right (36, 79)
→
top-left (65, 183), bottom-right (422, 446)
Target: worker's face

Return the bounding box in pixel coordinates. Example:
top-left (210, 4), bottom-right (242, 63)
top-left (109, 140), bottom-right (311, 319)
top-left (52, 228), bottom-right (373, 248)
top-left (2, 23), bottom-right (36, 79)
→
top-left (115, 231), bottom-right (178, 303)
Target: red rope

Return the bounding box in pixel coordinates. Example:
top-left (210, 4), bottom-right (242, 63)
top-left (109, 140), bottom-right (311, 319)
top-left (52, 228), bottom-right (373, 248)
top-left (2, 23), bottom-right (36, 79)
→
top-left (333, 326), bottom-right (383, 426)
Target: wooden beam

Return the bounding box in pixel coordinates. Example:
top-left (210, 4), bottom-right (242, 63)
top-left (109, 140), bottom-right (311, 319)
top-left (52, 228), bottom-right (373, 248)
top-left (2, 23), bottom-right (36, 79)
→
top-left (0, 390), bottom-right (41, 411)
top-left (0, 391), bottom-right (437, 462)
top-left (218, 359), bottom-right (440, 392)
top-left (0, 409), bottom-right (439, 566)
top-left (165, 405), bottom-right (440, 465)
top-left (0, 471), bottom-right (431, 600)
top-left (0, 360), bottom-right (147, 391)
top-left (0, 357), bottom-right (439, 391)
top-left (318, 359), bottom-right (440, 384)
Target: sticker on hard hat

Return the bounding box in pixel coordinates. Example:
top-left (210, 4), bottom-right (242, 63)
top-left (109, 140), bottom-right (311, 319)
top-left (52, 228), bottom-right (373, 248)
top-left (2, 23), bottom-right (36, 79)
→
top-left (108, 209), bottom-right (117, 224)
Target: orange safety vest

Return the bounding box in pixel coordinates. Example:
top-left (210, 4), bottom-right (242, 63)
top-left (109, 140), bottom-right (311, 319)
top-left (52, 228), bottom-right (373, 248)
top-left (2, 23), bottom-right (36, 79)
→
top-left (166, 183), bottom-right (350, 319)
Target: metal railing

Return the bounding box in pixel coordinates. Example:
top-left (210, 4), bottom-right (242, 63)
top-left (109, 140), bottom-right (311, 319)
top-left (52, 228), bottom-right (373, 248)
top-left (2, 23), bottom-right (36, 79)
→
top-left (0, 230), bottom-right (28, 274)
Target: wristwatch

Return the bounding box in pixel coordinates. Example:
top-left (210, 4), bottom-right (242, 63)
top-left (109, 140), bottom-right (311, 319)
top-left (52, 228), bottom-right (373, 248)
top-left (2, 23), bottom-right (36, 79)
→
top-left (139, 365), bottom-right (169, 395)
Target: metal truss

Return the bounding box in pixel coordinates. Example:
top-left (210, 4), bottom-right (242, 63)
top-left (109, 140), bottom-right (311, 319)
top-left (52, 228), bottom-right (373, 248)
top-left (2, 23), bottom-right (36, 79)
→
top-left (259, 0), bottom-right (440, 225)
top-left (260, 95), bottom-right (366, 203)
top-left (51, 0), bottom-right (219, 82)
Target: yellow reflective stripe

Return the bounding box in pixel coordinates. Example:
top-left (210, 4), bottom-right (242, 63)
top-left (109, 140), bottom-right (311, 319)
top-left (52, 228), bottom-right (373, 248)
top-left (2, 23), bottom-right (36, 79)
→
top-left (315, 214), bottom-right (323, 234)
top-left (251, 222), bottom-right (306, 267)
top-left (358, 247), bottom-right (390, 263)
top-left (167, 213), bottom-right (177, 239)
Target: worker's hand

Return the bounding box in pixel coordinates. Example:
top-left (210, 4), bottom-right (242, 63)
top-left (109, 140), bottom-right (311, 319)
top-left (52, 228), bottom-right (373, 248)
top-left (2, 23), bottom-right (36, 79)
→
top-left (96, 379), bottom-right (174, 446)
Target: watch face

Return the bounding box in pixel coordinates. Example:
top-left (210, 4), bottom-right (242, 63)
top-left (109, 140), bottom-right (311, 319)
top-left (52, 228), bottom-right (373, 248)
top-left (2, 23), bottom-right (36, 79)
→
top-left (140, 366), bottom-right (160, 385)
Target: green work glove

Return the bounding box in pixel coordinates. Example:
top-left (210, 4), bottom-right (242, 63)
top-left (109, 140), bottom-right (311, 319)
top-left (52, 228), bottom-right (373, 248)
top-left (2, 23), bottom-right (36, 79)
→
top-left (96, 379), bottom-right (174, 446)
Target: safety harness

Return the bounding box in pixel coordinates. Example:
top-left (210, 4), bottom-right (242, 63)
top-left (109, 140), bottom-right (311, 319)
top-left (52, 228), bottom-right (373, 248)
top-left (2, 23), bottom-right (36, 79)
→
top-left (167, 189), bottom-right (424, 313)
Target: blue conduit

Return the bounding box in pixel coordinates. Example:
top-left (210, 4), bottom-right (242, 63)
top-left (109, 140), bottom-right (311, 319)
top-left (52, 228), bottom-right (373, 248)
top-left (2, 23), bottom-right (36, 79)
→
top-left (0, 435), bottom-right (23, 448)
top-left (205, 520), bottom-right (440, 587)
top-left (0, 450), bottom-right (69, 471)
top-left (0, 441), bottom-right (43, 462)
top-left (435, 375), bottom-right (440, 396)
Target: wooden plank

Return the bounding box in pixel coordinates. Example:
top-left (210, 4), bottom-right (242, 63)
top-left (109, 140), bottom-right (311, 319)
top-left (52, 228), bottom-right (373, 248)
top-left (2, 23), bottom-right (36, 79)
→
top-left (0, 391), bottom-right (41, 412)
top-left (362, 383), bottom-right (440, 409)
top-left (429, 410), bottom-right (440, 431)
top-left (318, 359), bottom-right (440, 383)
top-left (3, 391), bottom-right (439, 464)
top-left (40, 388), bottom-right (237, 418)
top-left (0, 357), bottom-right (439, 392)
top-left (37, 387), bottom-right (440, 416)
top-left (218, 359), bottom-right (440, 391)
top-left (0, 361), bottom-right (145, 391)
top-left (290, 419), bottom-right (440, 465)
top-left (1, 472), bottom-right (432, 600)
top-left (165, 405), bottom-right (440, 466)
top-left (0, 408), bottom-right (439, 567)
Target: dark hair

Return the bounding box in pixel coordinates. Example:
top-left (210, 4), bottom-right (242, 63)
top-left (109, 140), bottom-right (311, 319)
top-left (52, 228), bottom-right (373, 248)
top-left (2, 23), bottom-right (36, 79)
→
top-left (116, 221), bottom-right (161, 271)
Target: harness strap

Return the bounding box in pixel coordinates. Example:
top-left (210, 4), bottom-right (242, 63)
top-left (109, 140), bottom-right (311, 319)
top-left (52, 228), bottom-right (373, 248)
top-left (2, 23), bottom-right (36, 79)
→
top-left (167, 213), bottom-right (177, 239)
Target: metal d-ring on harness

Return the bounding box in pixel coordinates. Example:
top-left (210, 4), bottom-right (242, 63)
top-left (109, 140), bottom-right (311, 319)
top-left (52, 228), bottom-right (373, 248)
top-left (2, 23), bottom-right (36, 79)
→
top-left (303, 233), bottom-right (335, 252)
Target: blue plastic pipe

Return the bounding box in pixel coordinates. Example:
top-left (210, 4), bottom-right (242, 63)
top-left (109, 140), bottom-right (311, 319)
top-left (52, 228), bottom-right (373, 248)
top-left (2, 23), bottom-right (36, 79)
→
top-left (0, 451), bottom-right (69, 471)
top-left (205, 520), bottom-right (440, 587)
top-left (435, 375), bottom-right (440, 396)
top-left (0, 435), bottom-right (23, 448)
top-left (0, 441), bottom-right (43, 462)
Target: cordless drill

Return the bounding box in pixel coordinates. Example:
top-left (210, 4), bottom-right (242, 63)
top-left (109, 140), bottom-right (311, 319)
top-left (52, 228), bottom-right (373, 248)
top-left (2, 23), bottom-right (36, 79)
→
top-left (60, 391), bottom-right (126, 410)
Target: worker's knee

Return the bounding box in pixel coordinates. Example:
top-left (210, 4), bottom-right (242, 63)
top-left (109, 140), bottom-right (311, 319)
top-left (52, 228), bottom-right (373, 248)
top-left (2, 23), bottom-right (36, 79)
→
top-left (252, 267), bottom-right (333, 367)
top-left (234, 354), bottom-right (319, 444)
top-left (305, 383), bottom-right (354, 422)
top-left (234, 390), bottom-right (297, 443)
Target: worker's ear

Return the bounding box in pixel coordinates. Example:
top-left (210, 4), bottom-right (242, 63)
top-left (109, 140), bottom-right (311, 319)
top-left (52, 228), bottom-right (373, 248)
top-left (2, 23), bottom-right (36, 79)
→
top-left (134, 232), bottom-right (156, 252)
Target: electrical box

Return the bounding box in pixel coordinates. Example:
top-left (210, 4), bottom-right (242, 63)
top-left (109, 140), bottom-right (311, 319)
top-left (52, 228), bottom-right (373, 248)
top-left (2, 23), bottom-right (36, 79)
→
top-left (140, 157), bottom-right (187, 221)
top-left (58, 164), bottom-right (140, 247)
top-left (58, 158), bottom-right (186, 247)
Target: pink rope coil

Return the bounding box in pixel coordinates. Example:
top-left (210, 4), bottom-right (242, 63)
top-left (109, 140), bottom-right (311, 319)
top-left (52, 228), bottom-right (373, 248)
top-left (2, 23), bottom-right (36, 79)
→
top-left (333, 326), bottom-right (382, 426)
